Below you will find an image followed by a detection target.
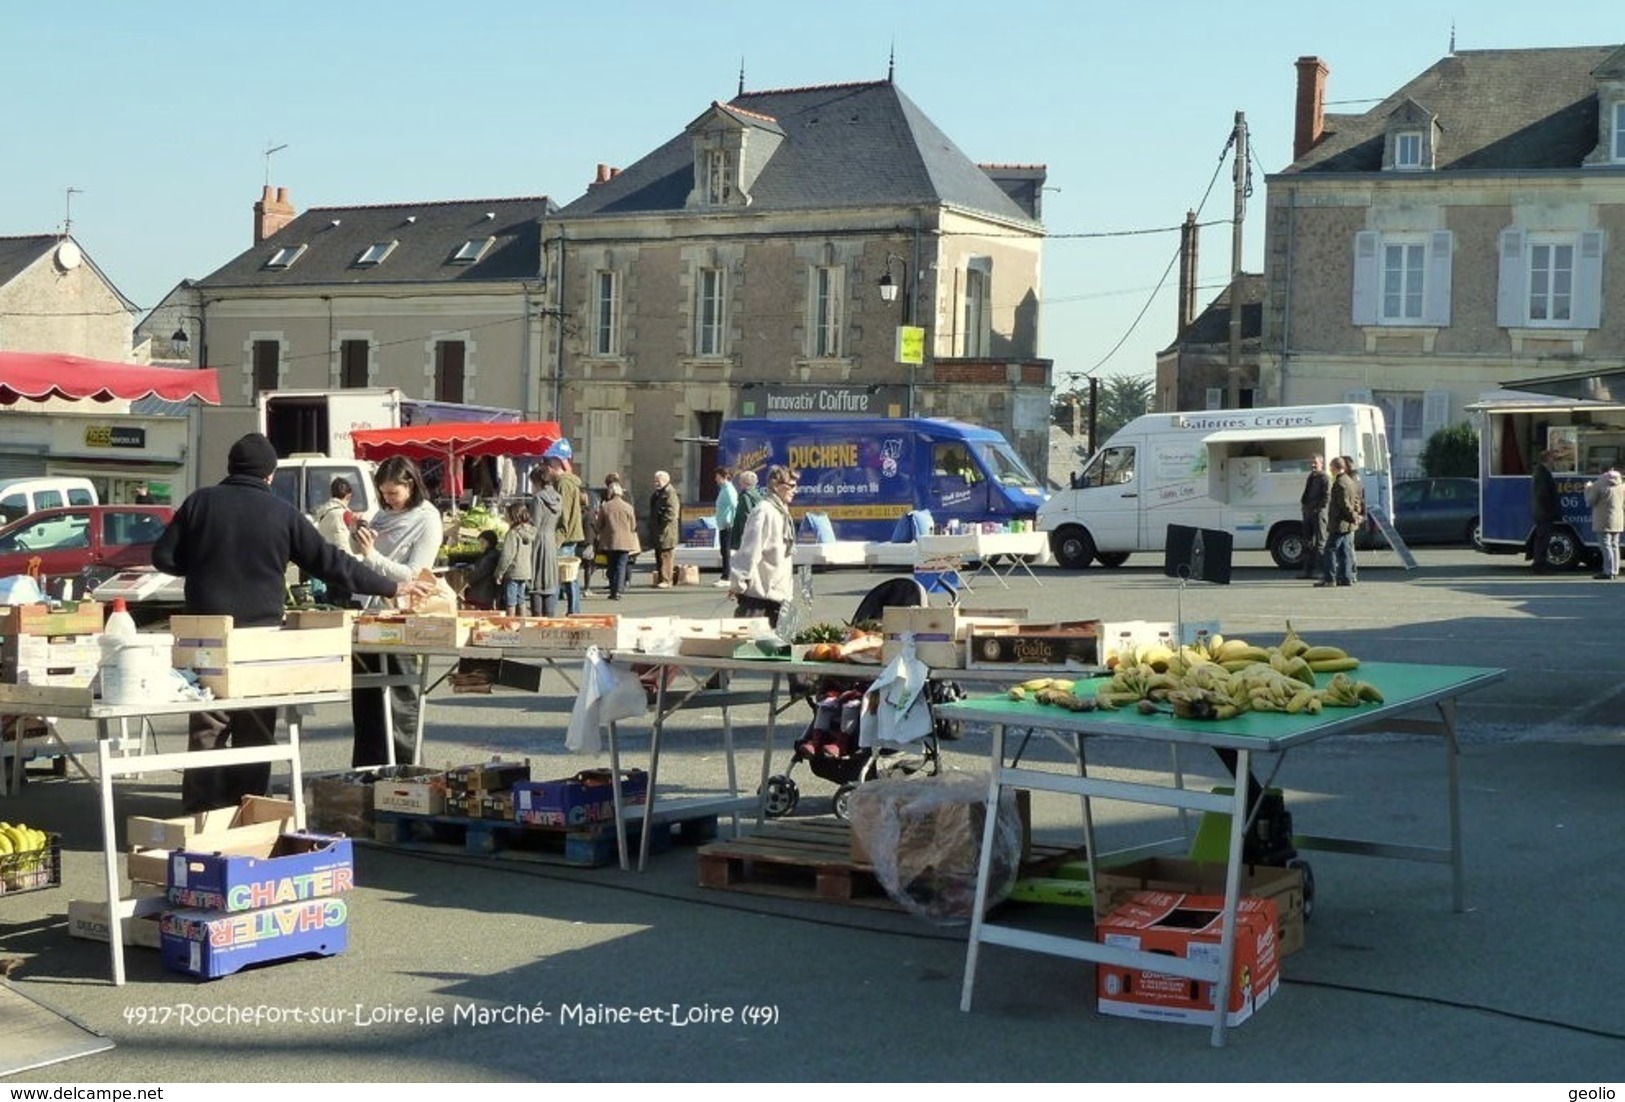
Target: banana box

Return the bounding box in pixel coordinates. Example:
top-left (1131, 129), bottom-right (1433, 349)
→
top-left (160, 897), bottom-right (350, 979)
top-left (1095, 891), bottom-right (1280, 1027)
top-left (966, 620), bottom-right (1175, 671)
top-left (165, 832), bottom-right (354, 913)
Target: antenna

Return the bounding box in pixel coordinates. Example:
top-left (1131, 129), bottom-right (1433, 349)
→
top-left (738, 57), bottom-right (745, 97)
top-left (263, 141), bottom-right (289, 186)
top-left (1448, 21), bottom-right (1456, 54)
top-left (887, 40), bottom-right (895, 83)
top-left (62, 187), bottom-right (83, 235)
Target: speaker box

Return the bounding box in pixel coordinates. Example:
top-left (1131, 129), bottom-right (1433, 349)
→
top-left (1163, 525), bottom-right (1233, 585)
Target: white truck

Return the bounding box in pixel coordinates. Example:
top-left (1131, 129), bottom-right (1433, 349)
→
top-left (1038, 403), bottom-right (1392, 571)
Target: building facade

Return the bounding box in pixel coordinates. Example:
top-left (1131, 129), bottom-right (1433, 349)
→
top-left (1262, 46), bottom-right (1625, 476)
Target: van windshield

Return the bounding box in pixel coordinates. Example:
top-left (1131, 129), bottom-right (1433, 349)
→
top-left (977, 442), bottom-right (1039, 488)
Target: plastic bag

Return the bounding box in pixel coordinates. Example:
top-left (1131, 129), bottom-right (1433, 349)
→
top-left (565, 646), bottom-right (649, 753)
top-left (599, 660), bottom-right (649, 723)
top-left (858, 641), bottom-right (932, 748)
top-left (0, 575), bottom-right (45, 606)
top-left (845, 773), bottom-right (1022, 925)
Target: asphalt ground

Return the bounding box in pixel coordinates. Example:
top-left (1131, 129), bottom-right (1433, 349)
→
top-left (2, 545), bottom-right (1624, 1083)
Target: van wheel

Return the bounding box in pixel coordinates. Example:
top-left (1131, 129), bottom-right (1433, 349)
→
top-left (1267, 524), bottom-right (1307, 571)
top-left (1094, 552), bottom-right (1130, 568)
top-left (1051, 526), bottom-right (1096, 569)
top-left (1537, 528), bottom-right (1582, 571)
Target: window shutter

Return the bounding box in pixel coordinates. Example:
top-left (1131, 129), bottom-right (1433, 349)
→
top-left (1573, 230), bottom-right (1605, 329)
top-left (1205, 387), bottom-right (1223, 411)
top-left (1344, 388), bottom-right (1374, 406)
top-left (1352, 231), bottom-right (1379, 325)
top-left (1424, 231), bottom-right (1453, 326)
top-left (1422, 389), bottom-right (1450, 441)
top-left (1497, 229), bottom-right (1526, 327)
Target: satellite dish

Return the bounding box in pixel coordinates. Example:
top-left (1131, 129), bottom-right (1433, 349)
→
top-left (55, 241), bottom-right (83, 270)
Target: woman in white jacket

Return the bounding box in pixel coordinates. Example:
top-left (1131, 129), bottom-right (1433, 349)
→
top-left (1585, 465), bottom-right (1625, 579)
top-left (351, 455), bottom-right (443, 766)
top-left (729, 465), bottom-right (797, 627)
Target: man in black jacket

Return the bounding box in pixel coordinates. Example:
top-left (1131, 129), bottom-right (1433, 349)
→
top-left (154, 432), bottom-right (428, 812)
top-left (1298, 454), bottom-right (1330, 579)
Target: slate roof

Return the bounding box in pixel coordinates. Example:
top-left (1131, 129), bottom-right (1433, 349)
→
top-left (557, 80), bottom-right (1040, 227)
top-left (1286, 46), bottom-right (1618, 174)
top-left (1160, 273), bottom-right (1264, 354)
top-left (0, 234), bottom-right (138, 311)
top-left (195, 197), bottom-right (555, 290)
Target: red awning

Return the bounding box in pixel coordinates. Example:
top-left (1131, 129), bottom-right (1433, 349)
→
top-left (351, 420), bottom-right (562, 463)
top-left (0, 351), bottom-right (221, 405)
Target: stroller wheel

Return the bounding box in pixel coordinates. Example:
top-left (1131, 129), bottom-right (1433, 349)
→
top-left (831, 783), bottom-right (858, 821)
top-left (761, 775), bottom-right (800, 818)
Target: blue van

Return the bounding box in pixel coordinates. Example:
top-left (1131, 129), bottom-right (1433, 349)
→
top-left (719, 418), bottom-right (1046, 541)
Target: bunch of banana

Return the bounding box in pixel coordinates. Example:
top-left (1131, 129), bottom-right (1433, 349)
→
top-left (1093, 663), bottom-right (1181, 710)
top-left (0, 821), bottom-right (50, 889)
top-left (1316, 672), bottom-right (1384, 707)
top-left (1166, 686), bottom-right (1240, 720)
top-left (1277, 620), bottom-right (1361, 672)
top-left (1006, 676), bottom-right (1096, 711)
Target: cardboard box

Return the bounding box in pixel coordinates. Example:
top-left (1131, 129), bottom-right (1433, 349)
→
top-left (404, 615), bottom-right (475, 648)
top-left (674, 617), bottom-right (772, 658)
top-left (304, 770), bottom-right (382, 836)
top-left (1095, 891), bottom-right (1281, 1027)
top-left (1, 663), bottom-right (99, 688)
top-left (127, 796), bottom-right (295, 852)
top-left (879, 608), bottom-right (1025, 669)
top-left (1, 635), bottom-right (101, 665)
top-left (444, 759), bottom-right (531, 794)
top-left (514, 769), bottom-right (649, 828)
top-left (468, 614), bottom-right (672, 654)
top-left (1092, 857), bottom-right (1306, 957)
top-left (166, 832), bottom-right (354, 912)
top-left (372, 769), bottom-right (446, 816)
top-left (160, 897), bottom-right (350, 979)
top-left (67, 896), bottom-right (166, 949)
top-left (284, 609), bottom-right (353, 630)
top-left (0, 601), bottom-right (105, 638)
top-left (353, 615), bottom-right (409, 646)
top-left (965, 619), bottom-right (1175, 671)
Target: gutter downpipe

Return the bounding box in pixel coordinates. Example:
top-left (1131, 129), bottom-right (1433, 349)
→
top-left (1280, 186), bottom-right (1296, 404)
top-left (911, 209), bottom-right (923, 415)
top-left (552, 222), bottom-right (566, 424)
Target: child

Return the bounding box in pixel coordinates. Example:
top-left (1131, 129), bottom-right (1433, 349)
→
top-left (495, 503), bottom-right (537, 616)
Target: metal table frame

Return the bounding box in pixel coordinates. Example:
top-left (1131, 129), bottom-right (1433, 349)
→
top-left (942, 661), bottom-right (1504, 1047)
top-left (0, 691), bottom-right (346, 986)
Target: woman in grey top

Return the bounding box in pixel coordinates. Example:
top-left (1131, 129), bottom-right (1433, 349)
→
top-left (528, 465), bottom-right (561, 616)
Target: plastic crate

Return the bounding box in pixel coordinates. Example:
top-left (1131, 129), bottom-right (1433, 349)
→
top-left (0, 833), bottom-right (62, 895)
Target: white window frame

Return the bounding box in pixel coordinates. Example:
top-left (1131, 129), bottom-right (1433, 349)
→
top-left (1496, 228), bottom-right (1604, 330)
top-left (1394, 131), bottom-right (1424, 170)
top-left (355, 240), bottom-right (398, 266)
top-left (1380, 238), bottom-right (1427, 321)
top-left (963, 263), bottom-right (991, 357)
top-left (1353, 230), bottom-right (1452, 327)
top-left (264, 243), bottom-right (307, 269)
top-left (696, 268), bottom-right (726, 357)
top-left (452, 237), bottom-right (493, 264)
top-left (1613, 102), bottom-right (1625, 163)
top-left (1527, 237), bottom-right (1576, 324)
top-left (809, 265), bottom-right (844, 358)
top-left (705, 148), bottom-right (734, 206)
top-left (593, 270), bottom-right (621, 357)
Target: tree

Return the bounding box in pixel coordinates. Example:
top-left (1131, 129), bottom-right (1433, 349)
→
top-left (1051, 374), bottom-right (1152, 453)
top-left (1420, 422), bottom-right (1479, 478)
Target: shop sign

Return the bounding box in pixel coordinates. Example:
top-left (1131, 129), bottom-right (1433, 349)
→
top-left (84, 424), bottom-right (147, 449)
top-left (739, 384), bottom-right (910, 420)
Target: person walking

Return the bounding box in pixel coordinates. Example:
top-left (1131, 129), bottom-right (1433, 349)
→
top-left (351, 454), bottom-right (445, 767)
top-left (550, 456), bottom-right (585, 613)
top-left (728, 465), bottom-right (797, 627)
top-left (1585, 464), bottom-right (1625, 579)
top-left (151, 432), bottom-right (427, 812)
top-left (495, 502), bottom-right (537, 615)
top-left (649, 469), bottom-right (681, 588)
top-left (579, 490), bottom-right (603, 597)
top-left (528, 466), bottom-right (561, 616)
top-left (712, 467), bottom-right (738, 587)
top-left (595, 480), bottom-right (639, 600)
top-left (1297, 455), bottom-right (1330, 579)
top-left (729, 469), bottom-right (762, 563)
top-left (1530, 449), bottom-right (1562, 570)
top-left (1316, 457), bottom-right (1359, 587)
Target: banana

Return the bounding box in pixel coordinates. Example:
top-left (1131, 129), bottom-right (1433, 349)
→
top-left (1284, 657), bottom-right (1318, 688)
top-left (1202, 633), bottom-right (1225, 659)
top-left (1216, 639), bottom-right (1254, 662)
top-left (1355, 681), bottom-right (1385, 703)
top-left (0, 835), bottom-right (11, 856)
top-left (1301, 645), bottom-right (1350, 663)
top-left (1279, 621), bottom-right (1310, 660)
top-left (1286, 687), bottom-right (1315, 714)
top-left (1020, 676), bottom-right (1055, 693)
top-left (1007, 686), bottom-right (1027, 701)
top-left (1308, 656), bottom-right (1361, 673)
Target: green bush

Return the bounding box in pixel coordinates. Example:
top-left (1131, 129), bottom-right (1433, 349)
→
top-left (1421, 422), bottom-right (1478, 478)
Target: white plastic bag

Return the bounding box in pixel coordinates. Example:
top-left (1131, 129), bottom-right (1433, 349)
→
top-left (858, 641), bottom-right (932, 748)
top-left (565, 646), bottom-right (649, 753)
top-left (598, 660), bottom-right (649, 724)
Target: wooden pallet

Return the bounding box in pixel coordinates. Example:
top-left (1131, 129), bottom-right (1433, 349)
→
top-left (697, 820), bottom-right (1084, 909)
top-left (372, 810), bottom-right (718, 868)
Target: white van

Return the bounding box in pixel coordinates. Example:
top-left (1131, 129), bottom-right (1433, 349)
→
top-left (1039, 404), bottom-right (1391, 571)
top-left (0, 477), bottom-right (99, 525)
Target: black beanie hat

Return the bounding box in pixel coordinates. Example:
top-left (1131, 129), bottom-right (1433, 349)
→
top-left (228, 432), bottom-right (279, 478)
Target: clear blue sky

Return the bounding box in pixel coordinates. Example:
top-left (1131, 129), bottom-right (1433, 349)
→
top-left (6, 1), bottom-right (1623, 394)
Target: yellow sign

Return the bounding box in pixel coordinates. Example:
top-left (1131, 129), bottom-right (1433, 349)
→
top-left (895, 325), bottom-right (925, 366)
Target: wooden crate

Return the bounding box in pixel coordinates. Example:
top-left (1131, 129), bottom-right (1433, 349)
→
top-left (0, 602), bottom-right (105, 637)
top-left (193, 656), bottom-right (349, 699)
top-left (171, 617), bottom-right (351, 667)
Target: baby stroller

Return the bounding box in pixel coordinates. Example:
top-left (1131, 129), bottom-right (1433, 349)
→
top-left (761, 577), bottom-right (965, 820)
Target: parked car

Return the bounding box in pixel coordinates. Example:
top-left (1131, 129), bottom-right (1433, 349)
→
top-left (0, 505), bottom-right (173, 592)
top-left (1393, 477), bottom-right (1480, 547)
top-left (0, 476), bottom-right (98, 525)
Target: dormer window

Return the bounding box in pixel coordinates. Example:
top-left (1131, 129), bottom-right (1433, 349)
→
top-left (264, 243), bottom-right (307, 269)
top-left (451, 236), bottom-right (494, 264)
top-left (355, 240), bottom-right (398, 266)
top-left (705, 148), bottom-right (735, 205)
top-left (1394, 131), bottom-right (1424, 170)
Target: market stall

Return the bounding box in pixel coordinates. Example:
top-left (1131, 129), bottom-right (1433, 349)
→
top-left (351, 419), bottom-right (562, 505)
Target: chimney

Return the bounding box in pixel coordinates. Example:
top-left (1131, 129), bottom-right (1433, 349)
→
top-left (1294, 56), bottom-right (1329, 161)
top-left (1177, 211), bottom-right (1199, 334)
top-left (593, 163), bottom-right (611, 186)
top-left (254, 184), bottom-right (297, 244)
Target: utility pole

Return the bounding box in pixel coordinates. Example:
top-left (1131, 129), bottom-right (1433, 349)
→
top-left (1227, 111), bottom-right (1248, 410)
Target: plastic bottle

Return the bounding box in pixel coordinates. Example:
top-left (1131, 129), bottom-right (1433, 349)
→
top-left (103, 597), bottom-right (137, 642)
top-left (98, 598), bottom-right (139, 702)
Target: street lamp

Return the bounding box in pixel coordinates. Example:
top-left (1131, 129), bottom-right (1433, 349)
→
top-left (170, 314), bottom-right (206, 365)
top-left (876, 253), bottom-right (912, 325)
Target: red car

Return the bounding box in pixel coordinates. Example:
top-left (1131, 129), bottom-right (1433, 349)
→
top-left (0, 505), bottom-right (174, 590)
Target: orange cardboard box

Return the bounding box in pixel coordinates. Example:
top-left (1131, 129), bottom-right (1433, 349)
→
top-left (1095, 891), bottom-right (1280, 1027)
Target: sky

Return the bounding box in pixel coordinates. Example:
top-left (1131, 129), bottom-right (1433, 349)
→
top-left (7, 0), bottom-right (1625, 396)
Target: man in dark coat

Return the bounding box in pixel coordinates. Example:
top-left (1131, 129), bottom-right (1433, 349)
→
top-left (153, 432), bottom-right (427, 812)
top-left (648, 469), bottom-right (682, 588)
top-left (1529, 449), bottom-right (1562, 570)
top-left (1298, 454), bottom-right (1330, 579)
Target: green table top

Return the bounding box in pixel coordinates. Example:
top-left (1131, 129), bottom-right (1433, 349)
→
top-left (936, 661), bottom-right (1504, 751)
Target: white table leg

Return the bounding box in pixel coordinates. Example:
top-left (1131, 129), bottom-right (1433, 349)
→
top-left (96, 721), bottom-right (126, 986)
top-left (960, 721), bottom-right (1007, 1011)
top-left (1209, 749), bottom-right (1252, 1048)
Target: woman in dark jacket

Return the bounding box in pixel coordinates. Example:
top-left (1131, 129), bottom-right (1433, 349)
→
top-left (594, 481), bottom-right (640, 600)
top-left (462, 529), bottom-right (501, 609)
